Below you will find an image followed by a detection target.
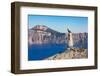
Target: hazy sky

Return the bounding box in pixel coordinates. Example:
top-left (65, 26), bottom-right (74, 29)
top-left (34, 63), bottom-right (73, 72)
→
top-left (28, 15), bottom-right (88, 33)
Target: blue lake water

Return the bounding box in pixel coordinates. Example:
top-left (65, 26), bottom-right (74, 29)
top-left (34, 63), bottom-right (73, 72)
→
top-left (28, 42), bottom-right (88, 60)
top-left (28, 43), bottom-right (68, 60)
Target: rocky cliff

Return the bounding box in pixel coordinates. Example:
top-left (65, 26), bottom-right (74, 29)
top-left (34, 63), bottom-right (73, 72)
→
top-left (28, 25), bottom-right (66, 44)
top-left (28, 25), bottom-right (88, 48)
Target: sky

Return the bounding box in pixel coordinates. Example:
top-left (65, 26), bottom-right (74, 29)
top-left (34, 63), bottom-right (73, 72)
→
top-left (28, 15), bottom-right (88, 33)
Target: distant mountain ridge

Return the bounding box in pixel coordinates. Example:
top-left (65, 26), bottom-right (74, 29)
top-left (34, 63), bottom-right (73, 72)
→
top-left (28, 25), bottom-right (88, 48)
top-left (46, 27), bottom-right (65, 35)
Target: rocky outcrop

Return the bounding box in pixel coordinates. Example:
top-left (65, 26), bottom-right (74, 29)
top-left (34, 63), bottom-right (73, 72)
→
top-left (45, 48), bottom-right (88, 60)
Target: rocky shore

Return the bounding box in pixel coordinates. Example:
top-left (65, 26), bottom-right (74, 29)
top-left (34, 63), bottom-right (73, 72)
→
top-left (45, 48), bottom-right (88, 60)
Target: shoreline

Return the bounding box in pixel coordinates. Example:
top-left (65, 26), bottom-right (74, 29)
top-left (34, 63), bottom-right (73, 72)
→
top-left (45, 48), bottom-right (88, 60)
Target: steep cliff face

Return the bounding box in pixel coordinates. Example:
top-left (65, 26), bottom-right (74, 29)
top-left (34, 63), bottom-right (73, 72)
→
top-left (28, 25), bottom-right (88, 48)
top-left (72, 33), bottom-right (88, 48)
top-left (28, 25), bottom-right (66, 44)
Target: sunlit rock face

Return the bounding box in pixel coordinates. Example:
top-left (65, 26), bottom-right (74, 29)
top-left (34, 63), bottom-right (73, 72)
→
top-left (72, 33), bottom-right (88, 48)
top-left (28, 25), bottom-right (66, 45)
top-left (28, 25), bottom-right (88, 48)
